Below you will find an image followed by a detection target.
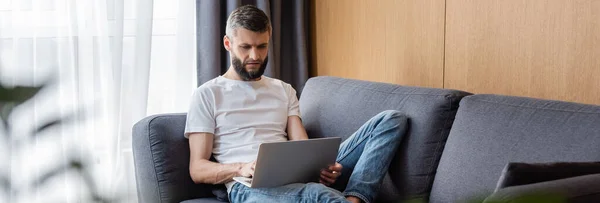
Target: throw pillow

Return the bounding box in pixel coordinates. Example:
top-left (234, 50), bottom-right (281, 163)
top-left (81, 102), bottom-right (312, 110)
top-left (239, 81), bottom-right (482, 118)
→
top-left (494, 162), bottom-right (600, 192)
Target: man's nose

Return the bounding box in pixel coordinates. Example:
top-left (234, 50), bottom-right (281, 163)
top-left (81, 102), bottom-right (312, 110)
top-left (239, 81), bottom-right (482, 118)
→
top-left (249, 48), bottom-right (260, 60)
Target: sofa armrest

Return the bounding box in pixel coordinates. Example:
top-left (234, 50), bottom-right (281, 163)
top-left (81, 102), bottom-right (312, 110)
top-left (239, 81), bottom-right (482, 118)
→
top-left (483, 173), bottom-right (600, 203)
top-left (133, 113), bottom-right (215, 203)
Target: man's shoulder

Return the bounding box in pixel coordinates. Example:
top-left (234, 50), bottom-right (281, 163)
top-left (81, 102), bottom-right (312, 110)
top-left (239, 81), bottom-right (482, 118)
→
top-left (191, 78), bottom-right (225, 99)
top-left (196, 77), bottom-right (226, 90)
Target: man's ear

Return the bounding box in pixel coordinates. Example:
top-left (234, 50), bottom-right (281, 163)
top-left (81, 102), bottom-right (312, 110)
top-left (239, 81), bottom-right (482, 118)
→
top-left (223, 35), bottom-right (231, 51)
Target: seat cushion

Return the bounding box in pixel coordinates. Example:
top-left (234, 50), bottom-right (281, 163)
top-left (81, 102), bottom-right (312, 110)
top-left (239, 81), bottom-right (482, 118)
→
top-left (299, 76), bottom-right (471, 201)
top-left (430, 94), bottom-right (600, 203)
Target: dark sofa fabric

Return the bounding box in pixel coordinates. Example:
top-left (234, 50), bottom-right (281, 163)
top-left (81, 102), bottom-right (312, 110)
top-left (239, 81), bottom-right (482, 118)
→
top-left (494, 162), bottom-right (600, 190)
top-left (483, 173), bottom-right (600, 203)
top-left (429, 94), bottom-right (600, 203)
top-left (132, 76), bottom-right (471, 203)
top-left (133, 113), bottom-right (216, 203)
top-left (299, 76), bottom-right (471, 201)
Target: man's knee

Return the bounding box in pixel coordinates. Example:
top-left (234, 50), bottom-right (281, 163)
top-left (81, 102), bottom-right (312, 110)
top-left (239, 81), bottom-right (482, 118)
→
top-left (372, 110), bottom-right (408, 141)
top-left (375, 110), bottom-right (406, 122)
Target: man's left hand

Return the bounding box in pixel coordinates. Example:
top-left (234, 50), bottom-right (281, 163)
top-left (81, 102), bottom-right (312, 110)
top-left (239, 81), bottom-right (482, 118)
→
top-left (320, 162), bottom-right (343, 186)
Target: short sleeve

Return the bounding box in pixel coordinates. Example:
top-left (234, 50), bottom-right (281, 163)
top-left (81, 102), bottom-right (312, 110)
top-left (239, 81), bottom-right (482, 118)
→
top-left (184, 87), bottom-right (216, 138)
top-left (286, 84), bottom-right (301, 118)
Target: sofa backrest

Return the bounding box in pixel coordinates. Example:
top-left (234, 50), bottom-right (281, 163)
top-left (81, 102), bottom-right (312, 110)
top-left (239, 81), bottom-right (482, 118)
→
top-left (430, 94), bottom-right (600, 203)
top-left (299, 76), bottom-right (471, 201)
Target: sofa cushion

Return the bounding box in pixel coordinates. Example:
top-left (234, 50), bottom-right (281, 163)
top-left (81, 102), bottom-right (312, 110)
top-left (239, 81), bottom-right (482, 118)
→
top-left (299, 76), bottom-right (471, 201)
top-left (430, 94), bottom-right (600, 203)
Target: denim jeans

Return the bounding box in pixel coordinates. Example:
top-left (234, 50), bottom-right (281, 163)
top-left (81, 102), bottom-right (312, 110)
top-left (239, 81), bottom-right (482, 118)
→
top-left (229, 110), bottom-right (407, 203)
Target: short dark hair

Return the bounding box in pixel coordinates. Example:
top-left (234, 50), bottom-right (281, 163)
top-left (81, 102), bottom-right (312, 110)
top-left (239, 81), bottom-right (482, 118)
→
top-left (226, 5), bottom-right (271, 37)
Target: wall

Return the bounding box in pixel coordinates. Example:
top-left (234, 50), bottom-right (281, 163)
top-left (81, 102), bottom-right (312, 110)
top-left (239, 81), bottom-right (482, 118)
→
top-left (444, 0), bottom-right (600, 105)
top-left (311, 0), bottom-right (600, 105)
top-left (311, 0), bottom-right (446, 88)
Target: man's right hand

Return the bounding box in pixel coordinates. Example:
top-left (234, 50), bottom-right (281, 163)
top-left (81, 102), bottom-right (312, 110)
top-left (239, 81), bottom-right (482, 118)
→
top-left (238, 161), bottom-right (256, 177)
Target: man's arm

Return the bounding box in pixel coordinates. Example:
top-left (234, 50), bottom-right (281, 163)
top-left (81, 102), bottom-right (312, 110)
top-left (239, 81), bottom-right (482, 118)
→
top-left (286, 115), bottom-right (308, 141)
top-left (188, 133), bottom-right (255, 184)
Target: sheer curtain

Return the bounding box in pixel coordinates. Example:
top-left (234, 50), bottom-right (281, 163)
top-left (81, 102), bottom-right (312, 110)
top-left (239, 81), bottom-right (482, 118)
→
top-left (0, 0), bottom-right (196, 202)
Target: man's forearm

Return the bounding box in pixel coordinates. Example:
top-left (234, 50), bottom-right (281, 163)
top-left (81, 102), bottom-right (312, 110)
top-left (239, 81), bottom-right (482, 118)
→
top-left (190, 159), bottom-right (243, 184)
top-left (287, 116), bottom-right (309, 141)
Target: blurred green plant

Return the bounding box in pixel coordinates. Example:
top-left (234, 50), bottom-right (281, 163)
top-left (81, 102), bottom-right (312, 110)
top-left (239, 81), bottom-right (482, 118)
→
top-left (0, 80), bottom-right (116, 202)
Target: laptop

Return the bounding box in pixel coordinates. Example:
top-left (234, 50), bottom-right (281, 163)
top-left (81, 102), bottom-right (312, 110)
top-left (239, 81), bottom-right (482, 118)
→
top-left (233, 137), bottom-right (341, 188)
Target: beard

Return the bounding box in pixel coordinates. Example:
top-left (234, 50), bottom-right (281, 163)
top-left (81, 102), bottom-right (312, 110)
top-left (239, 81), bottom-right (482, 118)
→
top-left (232, 54), bottom-right (268, 81)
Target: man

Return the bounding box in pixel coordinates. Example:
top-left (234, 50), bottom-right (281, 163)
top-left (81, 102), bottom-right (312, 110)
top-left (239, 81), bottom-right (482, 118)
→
top-left (185, 5), bottom-right (407, 203)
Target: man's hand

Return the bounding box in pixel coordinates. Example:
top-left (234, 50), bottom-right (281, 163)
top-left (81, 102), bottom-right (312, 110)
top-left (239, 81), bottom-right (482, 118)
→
top-left (320, 162), bottom-right (343, 186)
top-left (238, 160), bottom-right (256, 177)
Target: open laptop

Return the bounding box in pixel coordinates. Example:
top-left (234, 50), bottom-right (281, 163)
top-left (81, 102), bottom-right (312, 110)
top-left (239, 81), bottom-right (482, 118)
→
top-left (233, 137), bottom-right (341, 188)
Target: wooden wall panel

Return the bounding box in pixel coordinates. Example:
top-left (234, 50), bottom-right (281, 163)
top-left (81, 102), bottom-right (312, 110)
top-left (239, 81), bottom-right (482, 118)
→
top-left (311, 0), bottom-right (445, 88)
top-left (444, 0), bottom-right (600, 105)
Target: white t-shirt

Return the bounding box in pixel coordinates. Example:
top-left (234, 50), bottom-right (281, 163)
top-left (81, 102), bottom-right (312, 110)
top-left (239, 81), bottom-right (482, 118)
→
top-left (184, 75), bottom-right (300, 192)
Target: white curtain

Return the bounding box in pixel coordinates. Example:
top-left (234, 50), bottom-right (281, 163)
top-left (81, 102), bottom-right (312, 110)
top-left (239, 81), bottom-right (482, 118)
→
top-left (0, 0), bottom-right (196, 202)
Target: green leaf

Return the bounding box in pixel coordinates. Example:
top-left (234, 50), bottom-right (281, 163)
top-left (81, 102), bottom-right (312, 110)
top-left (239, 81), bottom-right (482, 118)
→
top-left (0, 86), bottom-right (43, 103)
top-left (0, 85), bottom-right (44, 125)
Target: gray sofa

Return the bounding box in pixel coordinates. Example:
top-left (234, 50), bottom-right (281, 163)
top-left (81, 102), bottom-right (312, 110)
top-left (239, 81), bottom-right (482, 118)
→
top-left (132, 76), bottom-right (600, 203)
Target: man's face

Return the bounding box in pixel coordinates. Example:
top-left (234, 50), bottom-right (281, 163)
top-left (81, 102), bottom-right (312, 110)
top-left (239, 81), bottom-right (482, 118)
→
top-left (224, 28), bottom-right (270, 80)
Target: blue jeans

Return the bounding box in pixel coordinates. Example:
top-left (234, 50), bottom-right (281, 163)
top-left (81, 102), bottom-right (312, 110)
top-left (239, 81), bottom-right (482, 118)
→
top-left (229, 110), bottom-right (407, 203)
